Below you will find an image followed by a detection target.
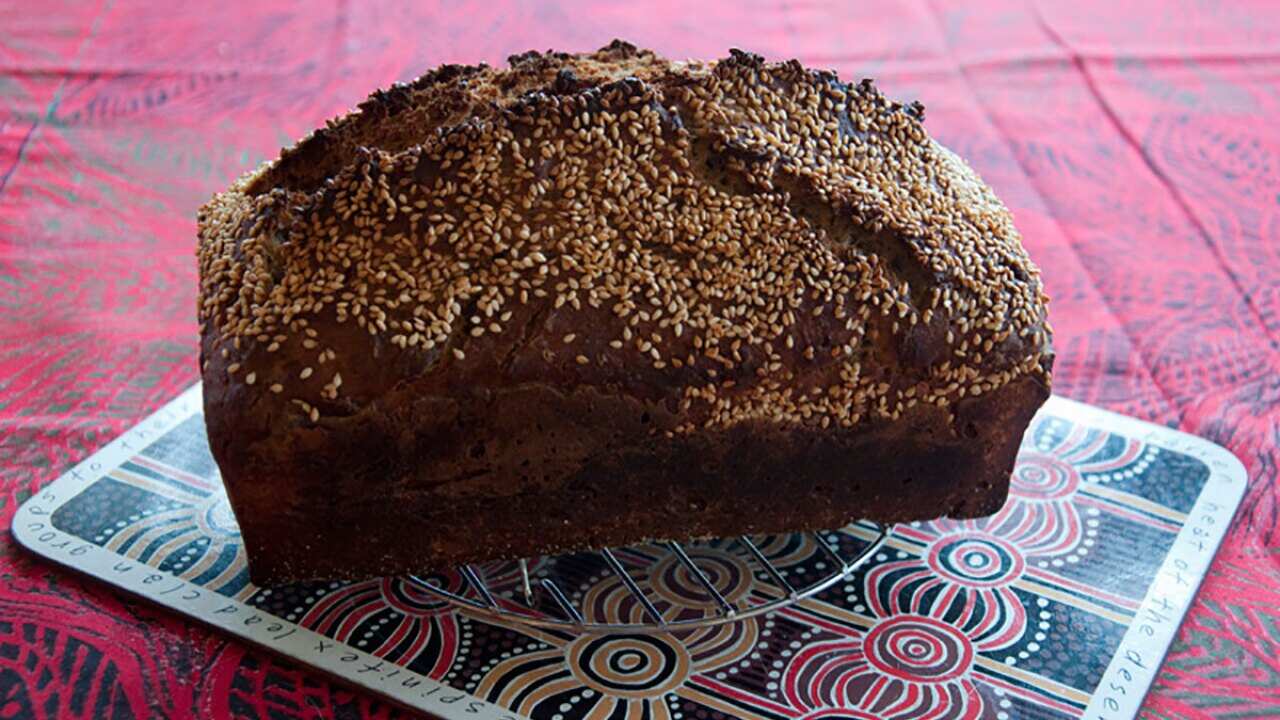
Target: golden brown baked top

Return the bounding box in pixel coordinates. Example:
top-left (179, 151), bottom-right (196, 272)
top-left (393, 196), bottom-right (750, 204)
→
top-left (197, 41), bottom-right (1051, 432)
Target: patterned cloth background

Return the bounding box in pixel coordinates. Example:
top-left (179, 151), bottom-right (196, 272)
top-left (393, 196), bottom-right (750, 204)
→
top-left (0, 1), bottom-right (1277, 718)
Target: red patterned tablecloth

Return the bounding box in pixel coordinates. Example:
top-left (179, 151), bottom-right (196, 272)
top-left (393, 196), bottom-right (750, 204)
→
top-left (2, 1), bottom-right (1278, 717)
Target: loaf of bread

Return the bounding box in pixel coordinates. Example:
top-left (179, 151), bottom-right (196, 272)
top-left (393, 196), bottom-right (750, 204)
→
top-left (198, 41), bottom-right (1053, 584)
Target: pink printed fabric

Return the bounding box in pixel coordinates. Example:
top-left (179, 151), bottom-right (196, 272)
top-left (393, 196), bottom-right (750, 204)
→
top-left (1, 1), bottom-right (1278, 717)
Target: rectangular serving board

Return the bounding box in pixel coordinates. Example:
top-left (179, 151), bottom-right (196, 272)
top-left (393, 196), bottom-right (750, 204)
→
top-left (13, 384), bottom-right (1245, 720)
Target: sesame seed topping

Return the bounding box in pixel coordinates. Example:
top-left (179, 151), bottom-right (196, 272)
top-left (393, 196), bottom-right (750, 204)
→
top-left (198, 43), bottom-right (1049, 433)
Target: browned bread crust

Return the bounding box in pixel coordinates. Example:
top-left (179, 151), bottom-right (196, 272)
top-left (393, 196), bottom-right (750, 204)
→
top-left (197, 41), bottom-right (1052, 584)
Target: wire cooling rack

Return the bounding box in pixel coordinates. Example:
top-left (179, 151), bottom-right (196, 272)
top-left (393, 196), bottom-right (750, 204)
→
top-left (407, 523), bottom-right (891, 634)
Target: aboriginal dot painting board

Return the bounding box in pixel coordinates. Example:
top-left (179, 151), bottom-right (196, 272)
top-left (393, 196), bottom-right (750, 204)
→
top-left (13, 384), bottom-right (1244, 720)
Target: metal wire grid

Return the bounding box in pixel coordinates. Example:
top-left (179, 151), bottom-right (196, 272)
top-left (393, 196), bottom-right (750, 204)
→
top-left (407, 523), bottom-right (891, 634)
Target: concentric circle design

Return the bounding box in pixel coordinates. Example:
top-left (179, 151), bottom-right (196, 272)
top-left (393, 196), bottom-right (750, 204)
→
top-left (1010, 452), bottom-right (1080, 501)
top-left (649, 550), bottom-right (753, 608)
top-left (194, 495), bottom-right (241, 539)
top-left (864, 616), bottom-right (974, 683)
top-left (567, 634), bottom-right (691, 699)
top-left (928, 533), bottom-right (1025, 588)
top-left (379, 576), bottom-right (454, 616)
